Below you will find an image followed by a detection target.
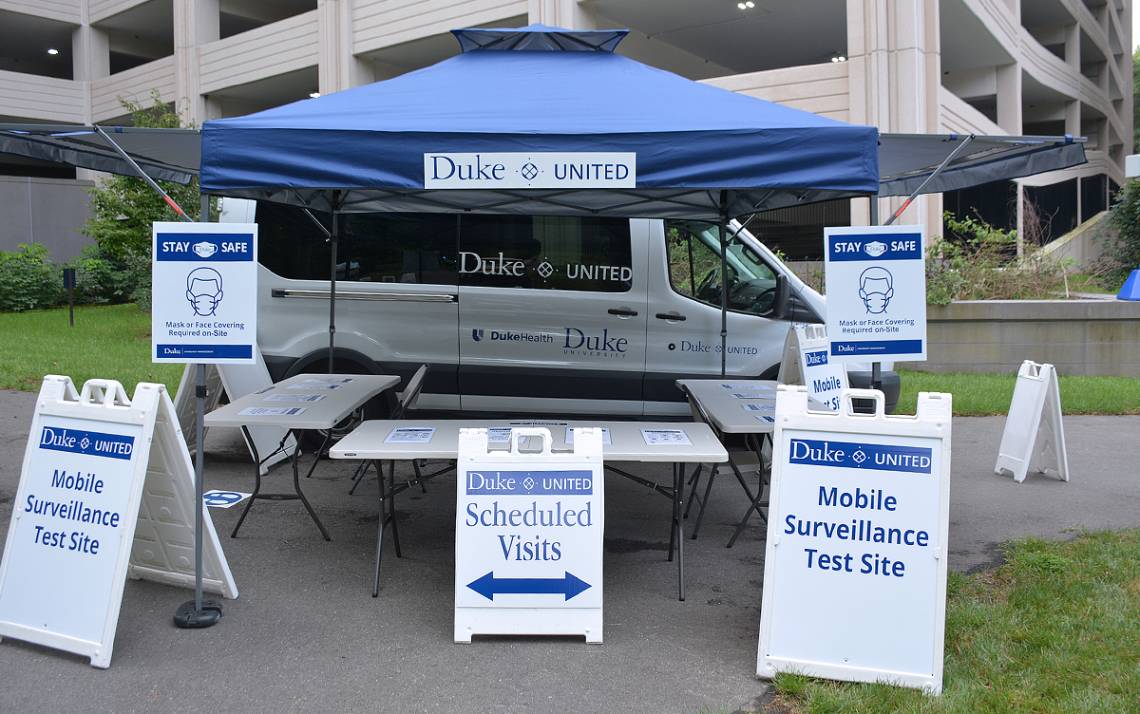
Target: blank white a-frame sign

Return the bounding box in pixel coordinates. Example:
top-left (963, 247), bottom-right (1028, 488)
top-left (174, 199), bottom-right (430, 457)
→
top-left (994, 361), bottom-right (1070, 483)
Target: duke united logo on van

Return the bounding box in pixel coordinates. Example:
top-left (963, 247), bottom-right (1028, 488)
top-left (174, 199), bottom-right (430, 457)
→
top-left (424, 152), bottom-right (636, 189)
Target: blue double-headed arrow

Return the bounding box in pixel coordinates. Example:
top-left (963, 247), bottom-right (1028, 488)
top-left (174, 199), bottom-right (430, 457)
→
top-left (466, 571), bottom-right (591, 601)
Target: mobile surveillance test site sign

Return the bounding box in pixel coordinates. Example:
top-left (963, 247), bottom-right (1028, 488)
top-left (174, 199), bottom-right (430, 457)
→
top-left (824, 225), bottom-right (926, 363)
top-left (757, 387), bottom-right (952, 693)
top-left (152, 222), bottom-right (258, 364)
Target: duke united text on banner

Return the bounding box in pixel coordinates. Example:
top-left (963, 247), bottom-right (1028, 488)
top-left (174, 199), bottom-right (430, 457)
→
top-left (152, 222), bottom-right (258, 364)
top-left (425, 152), bottom-right (636, 189)
top-left (823, 225), bottom-right (926, 362)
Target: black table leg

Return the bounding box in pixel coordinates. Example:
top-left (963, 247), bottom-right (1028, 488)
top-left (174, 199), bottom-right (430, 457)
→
top-left (232, 428), bottom-right (331, 541)
top-left (675, 462), bottom-right (685, 602)
top-left (725, 434), bottom-right (771, 549)
top-left (295, 431), bottom-right (332, 541)
top-left (387, 461), bottom-right (402, 558)
top-left (231, 426), bottom-right (262, 538)
top-left (690, 464), bottom-right (718, 540)
top-left (373, 460), bottom-right (386, 597)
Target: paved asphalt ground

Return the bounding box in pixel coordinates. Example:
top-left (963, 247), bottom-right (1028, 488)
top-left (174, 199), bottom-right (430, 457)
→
top-left (0, 388), bottom-right (1136, 712)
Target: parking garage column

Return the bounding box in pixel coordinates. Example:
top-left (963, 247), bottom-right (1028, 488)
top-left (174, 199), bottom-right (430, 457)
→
top-left (174, 0), bottom-right (219, 126)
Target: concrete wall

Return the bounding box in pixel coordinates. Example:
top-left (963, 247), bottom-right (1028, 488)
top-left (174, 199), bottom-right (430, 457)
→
top-left (0, 175), bottom-right (94, 261)
top-left (902, 299), bottom-right (1140, 377)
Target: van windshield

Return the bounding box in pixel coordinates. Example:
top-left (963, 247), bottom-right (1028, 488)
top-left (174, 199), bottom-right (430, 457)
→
top-left (666, 220), bottom-right (778, 315)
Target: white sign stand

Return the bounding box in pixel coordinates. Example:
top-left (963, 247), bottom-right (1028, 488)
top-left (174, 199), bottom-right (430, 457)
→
top-left (455, 427), bottom-right (604, 644)
top-left (757, 386), bottom-right (953, 694)
top-left (778, 324), bottom-right (848, 411)
top-left (0, 376), bottom-right (237, 668)
top-left (994, 361), bottom-right (1069, 484)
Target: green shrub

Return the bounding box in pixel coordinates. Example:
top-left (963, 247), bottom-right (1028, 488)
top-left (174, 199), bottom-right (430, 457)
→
top-left (1108, 179), bottom-right (1140, 280)
top-left (926, 212), bottom-right (1071, 304)
top-left (67, 244), bottom-right (150, 306)
top-left (0, 244), bottom-right (62, 312)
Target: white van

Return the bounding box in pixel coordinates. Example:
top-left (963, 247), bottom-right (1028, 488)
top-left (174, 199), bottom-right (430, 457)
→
top-left (221, 199), bottom-right (899, 416)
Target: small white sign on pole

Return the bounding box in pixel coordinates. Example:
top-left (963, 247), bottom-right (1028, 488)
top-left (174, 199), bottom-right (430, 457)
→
top-left (757, 386), bottom-right (953, 694)
top-left (152, 222), bottom-right (258, 365)
top-left (455, 427), bottom-right (604, 643)
top-left (778, 324), bottom-right (848, 411)
top-left (823, 225), bottom-right (927, 363)
top-left (0, 376), bottom-right (237, 668)
top-left (994, 360), bottom-right (1069, 484)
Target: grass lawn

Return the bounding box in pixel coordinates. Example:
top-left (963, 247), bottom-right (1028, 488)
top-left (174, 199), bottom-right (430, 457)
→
top-left (896, 369), bottom-right (1140, 416)
top-left (0, 304), bottom-right (182, 394)
top-left (771, 529), bottom-right (1140, 713)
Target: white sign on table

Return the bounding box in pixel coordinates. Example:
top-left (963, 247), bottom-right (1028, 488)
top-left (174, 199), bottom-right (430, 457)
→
top-left (0, 376), bottom-right (237, 668)
top-left (778, 324), bottom-right (848, 411)
top-left (757, 386), bottom-right (953, 694)
top-left (823, 225), bottom-right (926, 363)
top-left (995, 361), bottom-right (1069, 484)
top-left (152, 222), bottom-right (258, 364)
top-left (386, 427), bottom-right (436, 444)
top-left (455, 427), bottom-right (604, 643)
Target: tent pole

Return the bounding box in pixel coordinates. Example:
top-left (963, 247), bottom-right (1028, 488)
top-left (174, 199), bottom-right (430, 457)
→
top-left (93, 125), bottom-right (191, 222)
top-left (718, 191), bottom-right (729, 377)
top-left (869, 195), bottom-right (882, 391)
top-left (884, 134), bottom-right (974, 226)
top-left (328, 191), bottom-right (340, 374)
top-left (174, 191), bottom-right (221, 629)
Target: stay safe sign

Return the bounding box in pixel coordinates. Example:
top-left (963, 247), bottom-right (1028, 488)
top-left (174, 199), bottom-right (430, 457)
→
top-left (757, 386), bottom-right (952, 693)
top-left (823, 225), bottom-right (926, 363)
top-left (455, 427), bottom-right (604, 643)
top-left (152, 222), bottom-right (258, 364)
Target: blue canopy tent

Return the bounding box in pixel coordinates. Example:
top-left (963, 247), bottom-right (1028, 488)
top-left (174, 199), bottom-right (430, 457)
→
top-left (199, 24), bottom-right (883, 376)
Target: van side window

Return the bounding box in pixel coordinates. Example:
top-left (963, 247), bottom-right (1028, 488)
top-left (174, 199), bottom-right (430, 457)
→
top-left (256, 202), bottom-right (459, 286)
top-left (256, 202), bottom-right (332, 280)
top-left (341, 213), bottom-right (458, 285)
top-left (459, 215), bottom-right (632, 292)
top-left (665, 219), bottom-right (780, 315)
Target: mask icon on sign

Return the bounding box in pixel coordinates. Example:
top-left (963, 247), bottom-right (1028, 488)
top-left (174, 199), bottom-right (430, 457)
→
top-left (858, 266), bottom-right (894, 314)
top-left (186, 267), bottom-right (223, 316)
top-left (192, 241), bottom-right (218, 258)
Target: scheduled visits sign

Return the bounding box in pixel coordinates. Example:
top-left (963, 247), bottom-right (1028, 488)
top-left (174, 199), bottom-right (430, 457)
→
top-left (152, 222), bottom-right (258, 364)
top-left (455, 427), bottom-right (604, 643)
top-left (757, 386), bottom-right (953, 693)
top-left (823, 225), bottom-right (926, 362)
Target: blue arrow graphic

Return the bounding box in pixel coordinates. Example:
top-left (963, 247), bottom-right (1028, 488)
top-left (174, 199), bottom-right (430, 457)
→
top-left (466, 571), bottom-right (591, 601)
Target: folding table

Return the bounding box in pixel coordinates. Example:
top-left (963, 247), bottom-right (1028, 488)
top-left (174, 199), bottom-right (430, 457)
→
top-left (675, 379), bottom-right (778, 547)
top-left (329, 419), bottom-right (728, 600)
top-left (204, 373), bottom-right (400, 540)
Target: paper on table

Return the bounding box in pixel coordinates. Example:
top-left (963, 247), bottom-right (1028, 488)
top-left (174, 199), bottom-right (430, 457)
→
top-left (265, 393), bottom-right (325, 402)
top-left (486, 427), bottom-right (513, 444)
top-left (733, 392), bottom-right (773, 399)
top-left (288, 383), bottom-right (342, 390)
top-left (238, 406), bottom-right (306, 417)
top-left (742, 403), bottom-right (775, 413)
top-left (299, 376), bottom-right (353, 384)
top-left (565, 427), bottom-right (612, 445)
top-left (755, 415), bottom-right (775, 424)
top-left (385, 426), bottom-right (436, 444)
top-left (641, 428), bottom-right (691, 446)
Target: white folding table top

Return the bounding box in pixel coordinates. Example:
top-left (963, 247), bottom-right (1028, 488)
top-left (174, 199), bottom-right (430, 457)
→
top-left (204, 373), bottom-right (400, 430)
top-left (675, 379), bottom-right (778, 435)
top-left (329, 419), bottom-right (728, 464)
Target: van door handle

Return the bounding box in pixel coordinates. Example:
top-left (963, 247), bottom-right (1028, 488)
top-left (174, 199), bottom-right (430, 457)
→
top-left (655, 312), bottom-right (687, 321)
top-left (608, 307), bottom-right (639, 317)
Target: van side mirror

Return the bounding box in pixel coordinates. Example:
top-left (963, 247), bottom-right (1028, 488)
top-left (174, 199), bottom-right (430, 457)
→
top-left (770, 273), bottom-right (790, 320)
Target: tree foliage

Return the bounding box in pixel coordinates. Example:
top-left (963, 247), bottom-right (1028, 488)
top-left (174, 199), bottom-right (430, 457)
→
top-left (83, 92), bottom-right (206, 261)
top-left (1108, 180), bottom-right (1140, 277)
